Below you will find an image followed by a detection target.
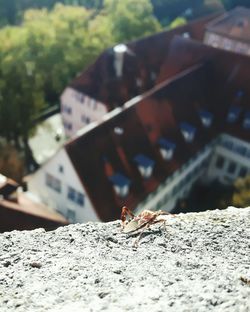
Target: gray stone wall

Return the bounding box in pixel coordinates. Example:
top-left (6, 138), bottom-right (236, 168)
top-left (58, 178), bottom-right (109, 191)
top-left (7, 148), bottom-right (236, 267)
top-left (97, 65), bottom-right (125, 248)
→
top-left (0, 207), bottom-right (250, 311)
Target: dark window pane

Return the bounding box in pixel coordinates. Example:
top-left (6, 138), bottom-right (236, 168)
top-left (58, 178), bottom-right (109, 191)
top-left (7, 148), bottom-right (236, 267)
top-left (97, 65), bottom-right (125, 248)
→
top-left (239, 167), bottom-right (247, 178)
top-left (67, 209), bottom-right (76, 223)
top-left (68, 187), bottom-right (75, 201)
top-left (77, 193), bottom-right (84, 206)
top-left (216, 156), bottom-right (224, 169)
top-left (228, 161), bottom-right (236, 174)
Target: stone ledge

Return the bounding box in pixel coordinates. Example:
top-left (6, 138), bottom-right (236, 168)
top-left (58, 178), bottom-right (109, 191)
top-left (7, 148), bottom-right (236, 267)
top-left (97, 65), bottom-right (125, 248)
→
top-left (0, 207), bottom-right (250, 312)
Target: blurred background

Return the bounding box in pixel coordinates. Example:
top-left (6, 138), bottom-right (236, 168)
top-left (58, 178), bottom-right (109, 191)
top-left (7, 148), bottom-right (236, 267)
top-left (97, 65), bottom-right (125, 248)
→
top-left (0, 0), bottom-right (250, 231)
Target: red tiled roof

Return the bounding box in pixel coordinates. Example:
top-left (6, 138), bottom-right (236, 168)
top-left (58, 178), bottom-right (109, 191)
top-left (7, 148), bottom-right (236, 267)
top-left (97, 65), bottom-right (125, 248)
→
top-left (206, 7), bottom-right (250, 43)
top-left (0, 174), bottom-right (68, 232)
top-left (0, 193), bottom-right (68, 232)
top-left (66, 40), bottom-right (250, 222)
top-left (69, 12), bottom-right (222, 110)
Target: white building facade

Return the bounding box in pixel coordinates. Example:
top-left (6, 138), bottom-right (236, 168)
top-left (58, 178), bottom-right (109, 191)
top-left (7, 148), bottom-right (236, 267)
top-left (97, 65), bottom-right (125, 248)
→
top-left (135, 133), bottom-right (250, 214)
top-left (204, 31), bottom-right (250, 56)
top-left (60, 87), bottom-right (108, 138)
top-left (28, 148), bottom-right (99, 223)
top-left (28, 132), bottom-right (250, 223)
top-left (206, 134), bottom-right (250, 184)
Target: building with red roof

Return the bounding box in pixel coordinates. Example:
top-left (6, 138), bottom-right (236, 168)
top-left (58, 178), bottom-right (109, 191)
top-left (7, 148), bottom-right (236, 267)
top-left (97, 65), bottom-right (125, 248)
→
top-left (204, 7), bottom-right (250, 55)
top-left (28, 8), bottom-right (250, 223)
top-left (60, 12), bottom-right (220, 138)
top-left (0, 174), bottom-right (68, 232)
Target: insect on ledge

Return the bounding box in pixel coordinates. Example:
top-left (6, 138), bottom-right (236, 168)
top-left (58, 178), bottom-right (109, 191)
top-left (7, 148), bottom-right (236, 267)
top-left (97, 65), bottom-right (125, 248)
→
top-left (120, 206), bottom-right (174, 246)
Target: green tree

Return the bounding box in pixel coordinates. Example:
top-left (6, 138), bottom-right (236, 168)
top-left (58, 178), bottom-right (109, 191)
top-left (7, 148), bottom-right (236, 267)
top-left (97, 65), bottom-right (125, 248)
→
top-left (103, 0), bottom-right (162, 42)
top-left (0, 2), bottom-right (162, 172)
top-left (0, 0), bottom-right (104, 26)
top-left (0, 25), bottom-right (45, 166)
top-left (169, 17), bottom-right (187, 29)
top-left (232, 176), bottom-right (250, 208)
top-left (0, 4), bottom-right (114, 168)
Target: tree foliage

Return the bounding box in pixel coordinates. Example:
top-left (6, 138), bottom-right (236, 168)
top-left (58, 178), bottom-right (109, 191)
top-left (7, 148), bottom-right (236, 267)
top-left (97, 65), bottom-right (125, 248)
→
top-left (232, 176), bottom-right (250, 208)
top-left (169, 17), bottom-right (187, 29)
top-left (103, 0), bottom-right (161, 42)
top-left (0, 1), bottom-right (162, 169)
top-left (0, 4), bottom-right (111, 161)
top-left (0, 0), bottom-right (103, 26)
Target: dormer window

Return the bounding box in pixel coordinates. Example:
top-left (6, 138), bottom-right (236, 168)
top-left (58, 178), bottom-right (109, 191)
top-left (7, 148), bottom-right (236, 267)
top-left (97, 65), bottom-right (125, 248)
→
top-left (199, 110), bottom-right (213, 128)
top-left (134, 154), bottom-right (155, 179)
top-left (109, 173), bottom-right (130, 198)
top-left (243, 111), bottom-right (250, 129)
top-left (227, 105), bottom-right (241, 123)
top-left (114, 127), bottom-right (124, 135)
top-left (136, 78), bottom-right (143, 88)
top-left (180, 122), bottom-right (196, 143)
top-left (158, 138), bottom-right (176, 160)
top-left (150, 71), bottom-right (156, 82)
top-left (182, 32), bottom-right (190, 38)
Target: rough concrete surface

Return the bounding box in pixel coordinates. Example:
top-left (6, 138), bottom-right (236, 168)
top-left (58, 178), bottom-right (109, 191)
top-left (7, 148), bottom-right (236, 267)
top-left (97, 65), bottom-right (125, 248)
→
top-left (0, 207), bottom-right (250, 312)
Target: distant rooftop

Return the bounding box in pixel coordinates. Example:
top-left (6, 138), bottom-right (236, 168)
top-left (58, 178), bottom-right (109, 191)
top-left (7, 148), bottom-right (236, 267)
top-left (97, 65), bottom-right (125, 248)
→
top-left (0, 173), bottom-right (68, 232)
top-left (68, 12), bottom-right (220, 109)
top-left (206, 7), bottom-right (250, 43)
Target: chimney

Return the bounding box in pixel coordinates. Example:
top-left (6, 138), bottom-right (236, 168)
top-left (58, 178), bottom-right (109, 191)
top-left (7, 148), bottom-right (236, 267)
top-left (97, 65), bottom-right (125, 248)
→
top-left (113, 44), bottom-right (128, 78)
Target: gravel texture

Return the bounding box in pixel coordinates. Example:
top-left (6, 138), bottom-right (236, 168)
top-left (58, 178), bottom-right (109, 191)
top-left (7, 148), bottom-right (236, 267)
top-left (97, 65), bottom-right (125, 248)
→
top-left (0, 207), bottom-right (250, 312)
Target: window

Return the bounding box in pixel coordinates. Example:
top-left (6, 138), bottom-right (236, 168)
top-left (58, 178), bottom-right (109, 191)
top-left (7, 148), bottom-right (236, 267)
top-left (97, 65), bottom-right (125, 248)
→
top-left (77, 193), bottom-right (84, 206)
top-left (134, 154), bottom-right (155, 179)
top-left (227, 161), bottom-right (236, 175)
top-left (243, 112), bottom-right (250, 129)
top-left (234, 145), bottom-right (247, 157)
top-left (67, 209), bottom-right (76, 223)
top-left (227, 106), bottom-right (241, 123)
top-left (223, 38), bottom-right (233, 51)
top-left (59, 165), bottom-right (64, 173)
top-left (63, 121), bottom-right (72, 131)
top-left (182, 32), bottom-right (190, 38)
top-left (75, 92), bottom-right (85, 103)
top-left (158, 138), bottom-right (176, 161)
top-left (136, 78), bottom-right (143, 87)
top-left (89, 99), bottom-right (96, 109)
top-left (67, 186), bottom-right (85, 206)
top-left (114, 127), bottom-right (124, 135)
top-left (180, 122), bottom-right (196, 143)
top-left (246, 149), bottom-right (250, 158)
top-left (206, 33), bottom-right (220, 47)
top-left (215, 156), bottom-right (225, 169)
top-left (222, 140), bottom-right (233, 150)
top-left (235, 42), bottom-right (248, 54)
top-left (46, 173), bottom-right (61, 193)
top-left (199, 110), bottom-right (213, 128)
top-left (109, 173), bottom-right (131, 198)
top-left (239, 167), bottom-right (247, 178)
top-left (81, 115), bottom-right (91, 124)
top-left (63, 105), bottom-right (72, 114)
top-left (80, 94), bottom-right (85, 103)
top-left (68, 186), bottom-right (75, 201)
